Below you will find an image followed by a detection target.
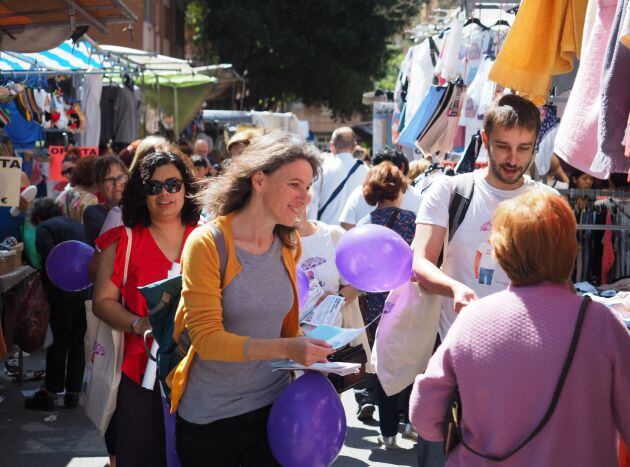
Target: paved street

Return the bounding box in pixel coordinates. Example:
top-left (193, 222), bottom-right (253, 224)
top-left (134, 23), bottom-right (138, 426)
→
top-left (0, 351), bottom-right (416, 467)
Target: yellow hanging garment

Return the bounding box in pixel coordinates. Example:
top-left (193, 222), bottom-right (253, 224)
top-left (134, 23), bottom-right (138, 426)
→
top-left (488, 0), bottom-right (588, 105)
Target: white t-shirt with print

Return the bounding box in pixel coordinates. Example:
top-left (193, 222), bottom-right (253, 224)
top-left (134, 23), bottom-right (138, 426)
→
top-left (299, 222), bottom-right (349, 322)
top-left (416, 170), bottom-right (557, 338)
top-left (339, 185), bottom-right (422, 226)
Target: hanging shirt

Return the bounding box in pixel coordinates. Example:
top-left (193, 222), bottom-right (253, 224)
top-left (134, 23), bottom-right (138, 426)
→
top-left (404, 41), bottom-right (436, 128)
top-left (77, 74), bottom-right (103, 148)
top-left (435, 18), bottom-right (464, 83)
top-left (488, 0), bottom-right (588, 105)
top-left (458, 58), bottom-right (495, 150)
top-left (459, 23), bottom-right (496, 85)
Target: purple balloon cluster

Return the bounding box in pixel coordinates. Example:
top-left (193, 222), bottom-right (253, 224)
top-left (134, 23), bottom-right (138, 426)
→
top-left (45, 240), bottom-right (94, 292)
top-left (268, 372), bottom-right (346, 466)
top-left (335, 224), bottom-right (412, 293)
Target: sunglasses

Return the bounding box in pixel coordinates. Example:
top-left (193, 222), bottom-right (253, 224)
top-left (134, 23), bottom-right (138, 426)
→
top-left (145, 178), bottom-right (183, 196)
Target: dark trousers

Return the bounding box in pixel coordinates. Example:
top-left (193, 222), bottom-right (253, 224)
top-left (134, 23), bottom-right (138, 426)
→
top-left (116, 373), bottom-right (166, 467)
top-left (176, 405), bottom-right (280, 467)
top-left (375, 374), bottom-right (412, 437)
top-left (416, 437), bottom-right (446, 467)
top-left (44, 288), bottom-right (86, 393)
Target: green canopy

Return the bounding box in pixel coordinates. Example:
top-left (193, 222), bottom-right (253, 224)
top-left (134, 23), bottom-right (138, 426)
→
top-left (138, 73), bottom-right (217, 135)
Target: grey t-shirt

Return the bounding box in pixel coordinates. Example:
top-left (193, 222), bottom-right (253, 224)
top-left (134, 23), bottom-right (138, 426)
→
top-left (178, 237), bottom-right (294, 424)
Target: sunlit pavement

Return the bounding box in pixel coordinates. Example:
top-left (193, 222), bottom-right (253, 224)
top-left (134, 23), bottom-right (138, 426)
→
top-left (0, 351), bottom-right (415, 466)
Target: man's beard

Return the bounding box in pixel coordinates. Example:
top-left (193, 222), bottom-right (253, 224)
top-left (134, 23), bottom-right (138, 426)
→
top-left (487, 146), bottom-right (531, 186)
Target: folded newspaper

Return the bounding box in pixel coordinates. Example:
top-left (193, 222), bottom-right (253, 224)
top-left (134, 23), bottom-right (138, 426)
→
top-left (270, 360), bottom-right (361, 376)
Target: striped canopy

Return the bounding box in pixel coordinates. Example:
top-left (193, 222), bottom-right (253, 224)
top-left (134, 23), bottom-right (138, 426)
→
top-left (0, 40), bottom-right (104, 72)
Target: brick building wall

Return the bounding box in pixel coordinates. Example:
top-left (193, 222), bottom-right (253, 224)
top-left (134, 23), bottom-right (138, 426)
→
top-left (88, 0), bottom-right (185, 58)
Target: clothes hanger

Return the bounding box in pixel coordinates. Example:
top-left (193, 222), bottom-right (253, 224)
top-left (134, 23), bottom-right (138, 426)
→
top-left (463, 17), bottom-right (490, 30)
top-left (491, 19), bottom-right (510, 28)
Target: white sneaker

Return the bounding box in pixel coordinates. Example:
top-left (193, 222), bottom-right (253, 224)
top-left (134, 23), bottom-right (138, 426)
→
top-left (401, 423), bottom-right (418, 441)
top-left (378, 435), bottom-right (402, 450)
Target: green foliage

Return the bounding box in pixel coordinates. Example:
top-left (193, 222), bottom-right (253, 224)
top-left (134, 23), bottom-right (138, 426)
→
top-left (188, 0), bottom-right (422, 117)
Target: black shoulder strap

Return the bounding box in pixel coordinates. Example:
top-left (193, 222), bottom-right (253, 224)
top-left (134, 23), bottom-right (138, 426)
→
top-left (448, 172), bottom-right (475, 242)
top-left (462, 296), bottom-right (591, 461)
top-left (317, 160), bottom-right (363, 220)
top-left (437, 173), bottom-right (475, 267)
top-left (206, 223), bottom-right (227, 281)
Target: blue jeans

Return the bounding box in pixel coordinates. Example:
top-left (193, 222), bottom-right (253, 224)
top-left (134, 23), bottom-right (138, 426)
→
top-left (478, 267), bottom-right (494, 285)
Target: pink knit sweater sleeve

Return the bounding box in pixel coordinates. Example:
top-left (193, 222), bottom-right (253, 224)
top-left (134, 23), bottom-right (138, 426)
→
top-left (409, 318), bottom-right (461, 442)
top-left (609, 313), bottom-right (630, 443)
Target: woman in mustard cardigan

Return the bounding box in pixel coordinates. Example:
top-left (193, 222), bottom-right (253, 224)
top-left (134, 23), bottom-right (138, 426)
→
top-left (173, 130), bottom-right (335, 466)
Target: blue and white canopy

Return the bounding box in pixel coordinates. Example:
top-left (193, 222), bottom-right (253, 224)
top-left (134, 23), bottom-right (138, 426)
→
top-left (0, 40), bottom-right (104, 72)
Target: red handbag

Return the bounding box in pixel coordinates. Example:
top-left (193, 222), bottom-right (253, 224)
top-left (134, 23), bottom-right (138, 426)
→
top-left (13, 273), bottom-right (51, 353)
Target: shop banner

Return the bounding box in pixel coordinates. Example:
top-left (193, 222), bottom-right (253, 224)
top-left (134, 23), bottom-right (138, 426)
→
top-left (0, 156), bottom-right (22, 207)
top-left (49, 146), bottom-right (98, 181)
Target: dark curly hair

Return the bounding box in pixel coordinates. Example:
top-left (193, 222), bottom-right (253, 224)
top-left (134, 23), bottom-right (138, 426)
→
top-left (372, 146), bottom-right (410, 175)
top-left (363, 161), bottom-right (407, 206)
top-left (29, 198), bottom-right (62, 226)
top-left (69, 155), bottom-right (97, 187)
top-left (121, 150), bottom-right (200, 227)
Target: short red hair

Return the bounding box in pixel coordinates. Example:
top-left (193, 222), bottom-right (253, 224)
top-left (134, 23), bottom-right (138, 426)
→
top-left (490, 190), bottom-right (577, 286)
top-left (363, 161), bottom-right (407, 206)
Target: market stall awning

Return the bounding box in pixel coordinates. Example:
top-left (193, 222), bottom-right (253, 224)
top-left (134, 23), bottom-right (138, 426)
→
top-left (99, 44), bottom-right (195, 75)
top-left (0, 39), bottom-right (104, 71)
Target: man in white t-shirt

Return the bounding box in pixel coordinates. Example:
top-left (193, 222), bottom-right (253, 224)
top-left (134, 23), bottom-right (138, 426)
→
top-left (307, 127), bottom-right (369, 225)
top-left (413, 94), bottom-right (557, 467)
top-left (339, 146), bottom-right (422, 230)
top-left (413, 94), bottom-right (557, 340)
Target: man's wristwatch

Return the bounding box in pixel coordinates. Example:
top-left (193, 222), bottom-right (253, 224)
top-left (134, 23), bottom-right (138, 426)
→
top-left (130, 316), bottom-right (143, 335)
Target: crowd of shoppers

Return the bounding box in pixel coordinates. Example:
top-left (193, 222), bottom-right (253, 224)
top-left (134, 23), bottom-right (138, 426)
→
top-left (8, 93), bottom-right (628, 467)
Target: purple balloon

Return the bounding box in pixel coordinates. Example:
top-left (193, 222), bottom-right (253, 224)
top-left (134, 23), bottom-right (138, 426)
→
top-left (296, 266), bottom-right (309, 309)
top-left (335, 224), bottom-right (412, 293)
top-left (45, 240), bottom-right (94, 292)
top-left (268, 372), bottom-right (346, 467)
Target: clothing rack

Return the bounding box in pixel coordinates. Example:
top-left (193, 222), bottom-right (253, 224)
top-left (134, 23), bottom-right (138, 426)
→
top-left (566, 191), bottom-right (630, 231)
top-left (576, 224), bottom-right (630, 231)
top-left (557, 188), bottom-right (630, 199)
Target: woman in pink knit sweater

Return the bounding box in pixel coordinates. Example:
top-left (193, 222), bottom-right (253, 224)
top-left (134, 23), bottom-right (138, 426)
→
top-left (410, 190), bottom-right (630, 466)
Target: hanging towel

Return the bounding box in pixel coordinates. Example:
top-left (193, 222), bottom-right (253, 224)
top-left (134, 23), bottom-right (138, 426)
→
top-left (488, 0), bottom-right (588, 105)
top-left (591, 0), bottom-right (630, 177)
top-left (555, 0), bottom-right (618, 179)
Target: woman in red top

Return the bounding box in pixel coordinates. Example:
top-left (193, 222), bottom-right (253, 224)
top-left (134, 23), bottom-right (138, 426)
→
top-left (94, 150), bottom-right (200, 467)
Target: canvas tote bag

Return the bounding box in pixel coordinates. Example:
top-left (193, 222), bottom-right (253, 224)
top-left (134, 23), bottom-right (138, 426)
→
top-left (372, 280), bottom-right (442, 396)
top-left (84, 227), bottom-right (131, 435)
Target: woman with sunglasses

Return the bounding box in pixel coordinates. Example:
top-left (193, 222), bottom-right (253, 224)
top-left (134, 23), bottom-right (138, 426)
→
top-left (171, 130), bottom-right (334, 466)
top-left (93, 150), bottom-right (200, 467)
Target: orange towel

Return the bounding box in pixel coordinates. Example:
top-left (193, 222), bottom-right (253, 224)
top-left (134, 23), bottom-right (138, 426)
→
top-left (488, 0), bottom-right (588, 105)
